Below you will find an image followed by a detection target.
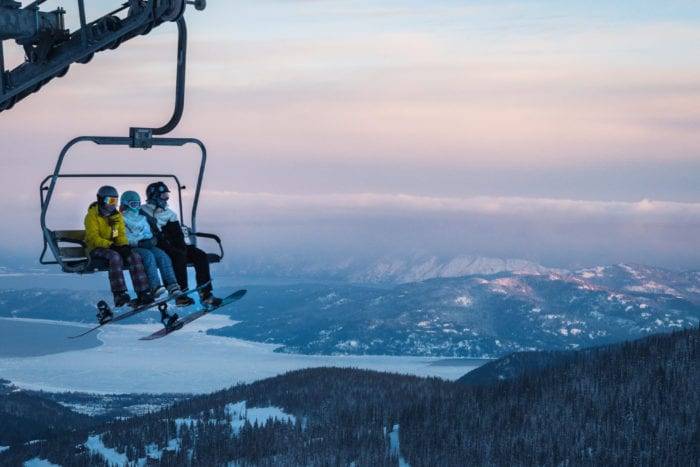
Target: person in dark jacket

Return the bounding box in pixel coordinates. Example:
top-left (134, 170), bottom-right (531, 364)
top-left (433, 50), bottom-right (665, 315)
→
top-left (140, 181), bottom-right (222, 307)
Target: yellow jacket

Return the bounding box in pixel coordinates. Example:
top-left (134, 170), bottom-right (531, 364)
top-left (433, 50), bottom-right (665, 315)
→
top-left (84, 203), bottom-right (128, 254)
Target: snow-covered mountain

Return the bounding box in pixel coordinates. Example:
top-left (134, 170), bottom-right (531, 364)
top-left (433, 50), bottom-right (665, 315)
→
top-left (210, 263), bottom-right (700, 358)
top-left (230, 254), bottom-right (562, 284)
top-left (574, 263), bottom-right (700, 302)
top-left (347, 255), bottom-right (560, 284)
top-left (1, 262), bottom-right (698, 359)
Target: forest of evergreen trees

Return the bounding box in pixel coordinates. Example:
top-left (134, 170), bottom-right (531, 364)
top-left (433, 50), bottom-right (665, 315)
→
top-left (1, 327), bottom-right (697, 466)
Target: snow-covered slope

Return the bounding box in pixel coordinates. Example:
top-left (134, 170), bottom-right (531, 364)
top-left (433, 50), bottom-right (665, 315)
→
top-left (348, 255), bottom-right (559, 284)
top-left (230, 254), bottom-right (561, 284)
top-left (0, 262), bottom-right (698, 362)
top-left (211, 263), bottom-right (700, 358)
top-left (573, 263), bottom-right (700, 302)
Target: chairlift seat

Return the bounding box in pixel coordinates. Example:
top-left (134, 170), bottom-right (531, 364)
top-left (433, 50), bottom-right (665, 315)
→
top-left (49, 229), bottom-right (222, 274)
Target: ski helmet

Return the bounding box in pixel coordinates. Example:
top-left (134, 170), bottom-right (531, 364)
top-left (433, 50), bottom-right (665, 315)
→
top-left (146, 181), bottom-right (170, 208)
top-left (120, 190), bottom-right (141, 212)
top-left (97, 185), bottom-right (119, 214)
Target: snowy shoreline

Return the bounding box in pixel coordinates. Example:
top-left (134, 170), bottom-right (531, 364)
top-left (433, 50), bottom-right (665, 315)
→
top-left (0, 315), bottom-right (486, 394)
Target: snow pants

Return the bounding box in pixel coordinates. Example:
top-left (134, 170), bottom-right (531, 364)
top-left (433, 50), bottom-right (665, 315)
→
top-left (133, 246), bottom-right (178, 291)
top-left (163, 245), bottom-right (213, 294)
top-left (90, 248), bottom-right (150, 294)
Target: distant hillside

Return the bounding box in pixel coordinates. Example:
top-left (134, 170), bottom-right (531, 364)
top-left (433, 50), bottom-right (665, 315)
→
top-left (228, 254), bottom-right (560, 284)
top-left (0, 379), bottom-right (97, 447)
top-left (2, 327), bottom-right (698, 466)
top-left (210, 263), bottom-right (700, 357)
top-left (456, 349), bottom-right (575, 385)
top-left (0, 289), bottom-right (102, 322)
top-left (2, 263), bottom-right (699, 358)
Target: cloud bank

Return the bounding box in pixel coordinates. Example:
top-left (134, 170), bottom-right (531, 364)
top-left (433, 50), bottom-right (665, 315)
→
top-left (202, 191), bottom-right (700, 220)
top-left (177, 191), bottom-right (700, 271)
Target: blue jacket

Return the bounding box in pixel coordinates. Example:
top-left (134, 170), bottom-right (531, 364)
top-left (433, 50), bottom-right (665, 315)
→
top-left (122, 209), bottom-right (155, 247)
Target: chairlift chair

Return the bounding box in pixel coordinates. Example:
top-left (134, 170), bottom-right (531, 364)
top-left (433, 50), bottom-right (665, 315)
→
top-left (35, 0), bottom-right (223, 274)
top-left (38, 136), bottom-right (224, 274)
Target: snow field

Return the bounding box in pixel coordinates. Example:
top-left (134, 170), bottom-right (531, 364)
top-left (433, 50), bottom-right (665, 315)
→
top-left (23, 459), bottom-right (60, 467)
top-left (226, 400), bottom-right (296, 434)
top-left (84, 436), bottom-right (129, 466)
top-left (388, 424), bottom-right (410, 467)
top-left (0, 315), bottom-right (481, 394)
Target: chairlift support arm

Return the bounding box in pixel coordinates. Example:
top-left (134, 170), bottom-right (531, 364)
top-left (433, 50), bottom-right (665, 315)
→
top-left (0, 0), bottom-right (205, 125)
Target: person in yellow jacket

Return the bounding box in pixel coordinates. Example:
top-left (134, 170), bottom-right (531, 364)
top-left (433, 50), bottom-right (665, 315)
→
top-left (85, 186), bottom-right (153, 321)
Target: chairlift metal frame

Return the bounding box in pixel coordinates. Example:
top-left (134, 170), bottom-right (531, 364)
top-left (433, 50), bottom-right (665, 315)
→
top-left (1, 0), bottom-right (205, 112)
top-left (35, 1), bottom-right (224, 274)
top-left (38, 136), bottom-right (224, 273)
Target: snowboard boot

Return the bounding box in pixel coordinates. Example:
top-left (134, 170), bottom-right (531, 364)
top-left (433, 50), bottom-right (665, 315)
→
top-left (96, 300), bottom-right (114, 324)
top-left (175, 295), bottom-right (195, 307)
top-left (166, 283), bottom-right (182, 297)
top-left (200, 290), bottom-right (223, 308)
top-left (151, 285), bottom-right (167, 300)
top-left (133, 290), bottom-right (155, 308)
top-left (113, 291), bottom-right (132, 308)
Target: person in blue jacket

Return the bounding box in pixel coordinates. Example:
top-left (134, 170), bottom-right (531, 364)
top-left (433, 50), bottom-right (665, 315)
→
top-left (120, 191), bottom-right (181, 299)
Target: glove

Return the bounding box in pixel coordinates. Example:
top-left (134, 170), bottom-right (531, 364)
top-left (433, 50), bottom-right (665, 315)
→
top-left (163, 221), bottom-right (188, 255)
top-left (138, 238), bottom-right (158, 249)
top-left (110, 244), bottom-right (133, 267)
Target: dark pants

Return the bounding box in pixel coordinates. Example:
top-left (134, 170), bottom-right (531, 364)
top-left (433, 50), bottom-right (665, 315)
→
top-left (163, 245), bottom-right (212, 294)
top-left (91, 248), bottom-right (150, 294)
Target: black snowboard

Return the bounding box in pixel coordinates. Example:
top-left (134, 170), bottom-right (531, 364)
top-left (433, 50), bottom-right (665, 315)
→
top-left (139, 289), bottom-right (247, 341)
top-left (68, 282), bottom-right (210, 339)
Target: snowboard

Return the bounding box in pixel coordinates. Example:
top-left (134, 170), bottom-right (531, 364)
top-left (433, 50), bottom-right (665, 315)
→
top-left (68, 282), bottom-right (211, 339)
top-left (139, 289), bottom-right (247, 341)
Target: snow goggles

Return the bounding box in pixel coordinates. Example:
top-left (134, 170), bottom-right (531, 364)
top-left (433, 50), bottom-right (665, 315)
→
top-left (103, 196), bottom-right (118, 206)
top-left (125, 200), bottom-right (141, 210)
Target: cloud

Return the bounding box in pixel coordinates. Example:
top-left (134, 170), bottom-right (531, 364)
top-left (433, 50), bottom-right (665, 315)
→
top-left (3, 186), bottom-right (698, 270)
top-left (183, 190), bottom-right (700, 270)
top-left (198, 191), bottom-right (700, 223)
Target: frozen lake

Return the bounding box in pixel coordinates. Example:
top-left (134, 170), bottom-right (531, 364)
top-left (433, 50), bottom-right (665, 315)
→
top-left (0, 315), bottom-right (486, 394)
top-left (0, 318), bottom-right (101, 357)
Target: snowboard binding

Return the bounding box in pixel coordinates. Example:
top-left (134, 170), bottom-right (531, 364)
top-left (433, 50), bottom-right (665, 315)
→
top-left (96, 300), bottom-right (114, 324)
top-left (158, 302), bottom-right (181, 330)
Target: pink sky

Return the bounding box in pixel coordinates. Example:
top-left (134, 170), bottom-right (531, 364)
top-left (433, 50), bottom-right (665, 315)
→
top-left (0, 0), bottom-right (699, 268)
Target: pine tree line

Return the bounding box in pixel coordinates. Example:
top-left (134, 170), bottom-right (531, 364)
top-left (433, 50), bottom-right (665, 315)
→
top-left (1, 327), bottom-right (697, 466)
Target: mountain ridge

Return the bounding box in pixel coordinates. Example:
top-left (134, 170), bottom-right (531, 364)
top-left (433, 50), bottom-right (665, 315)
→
top-left (209, 262), bottom-right (700, 357)
top-left (1, 261), bottom-right (698, 359)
